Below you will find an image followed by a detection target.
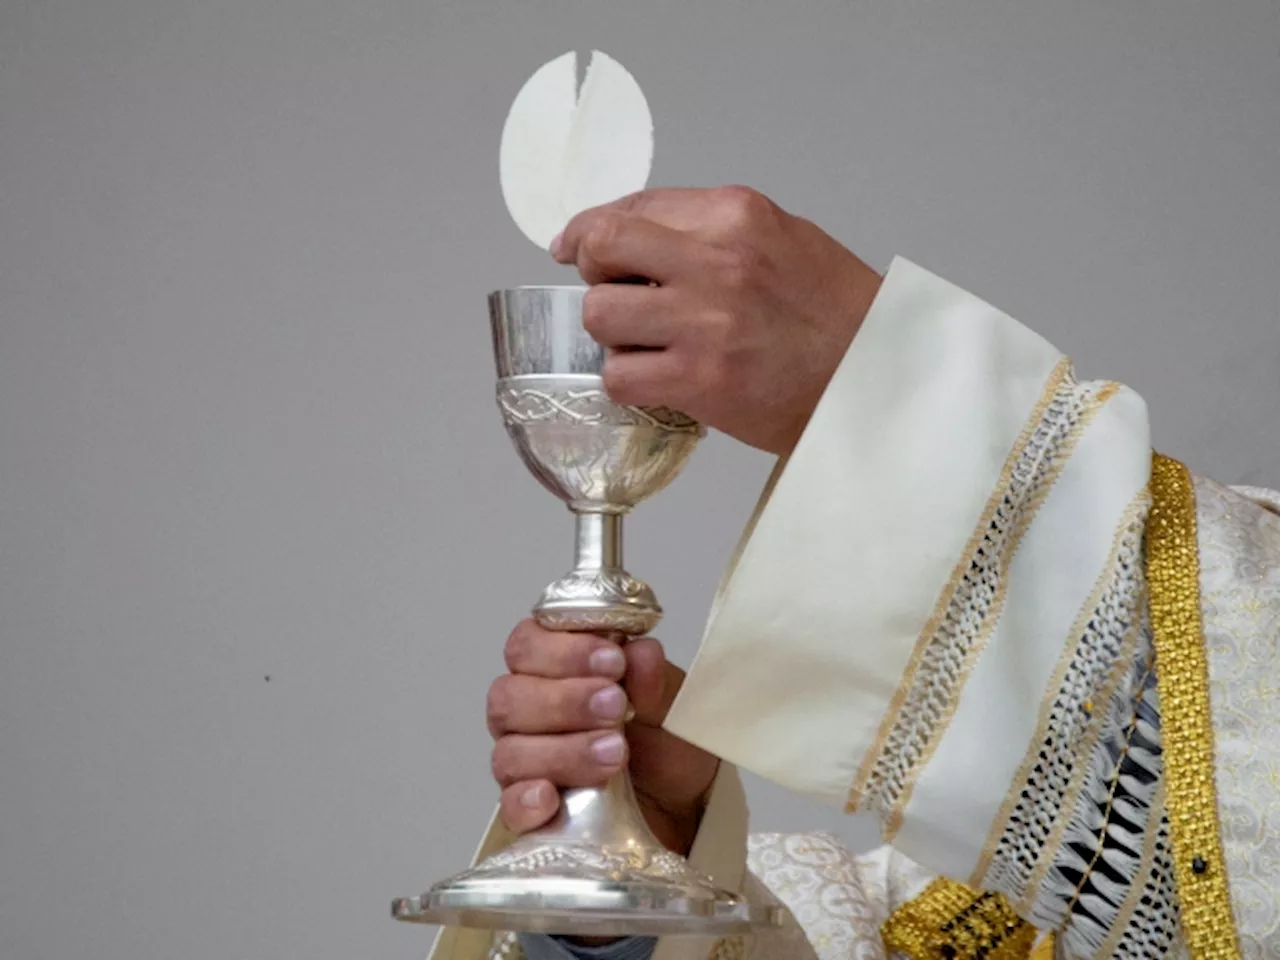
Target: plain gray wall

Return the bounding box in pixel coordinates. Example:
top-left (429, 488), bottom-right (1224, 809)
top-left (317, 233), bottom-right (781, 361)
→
top-left (2, 1), bottom-right (1277, 958)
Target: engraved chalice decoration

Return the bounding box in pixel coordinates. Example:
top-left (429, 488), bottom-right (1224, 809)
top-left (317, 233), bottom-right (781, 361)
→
top-left (391, 286), bottom-right (780, 936)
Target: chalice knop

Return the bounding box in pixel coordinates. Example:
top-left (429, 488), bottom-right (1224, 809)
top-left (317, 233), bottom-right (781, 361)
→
top-left (392, 286), bottom-right (781, 937)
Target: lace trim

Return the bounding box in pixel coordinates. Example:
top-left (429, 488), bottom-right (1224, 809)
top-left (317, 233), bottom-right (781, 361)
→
top-left (1031, 634), bottom-right (1167, 957)
top-left (976, 505), bottom-right (1148, 906)
top-left (1104, 808), bottom-right (1181, 960)
top-left (855, 372), bottom-right (1121, 834)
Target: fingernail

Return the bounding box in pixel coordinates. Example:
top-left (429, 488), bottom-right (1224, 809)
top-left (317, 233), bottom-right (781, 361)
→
top-left (591, 732), bottom-right (626, 765)
top-left (520, 784), bottom-right (545, 808)
top-left (589, 685), bottom-right (626, 720)
top-left (588, 646), bottom-right (625, 677)
top-left (549, 231), bottom-right (564, 258)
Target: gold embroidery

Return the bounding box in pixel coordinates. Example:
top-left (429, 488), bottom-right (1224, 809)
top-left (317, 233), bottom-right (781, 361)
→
top-left (881, 878), bottom-right (1039, 960)
top-left (970, 494), bottom-right (1149, 887)
top-left (882, 379), bottom-right (1122, 839)
top-left (1147, 454), bottom-right (1242, 959)
top-left (846, 358), bottom-right (1077, 813)
top-left (1027, 933), bottom-right (1055, 960)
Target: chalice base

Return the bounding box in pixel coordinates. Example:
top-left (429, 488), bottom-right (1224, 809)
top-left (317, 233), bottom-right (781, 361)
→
top-left (392, 773), bottom-right (781, 937)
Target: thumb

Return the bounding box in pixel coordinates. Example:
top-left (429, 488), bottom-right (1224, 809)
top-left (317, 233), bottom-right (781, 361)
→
top-left (624, 637), bottom-right (685, 727)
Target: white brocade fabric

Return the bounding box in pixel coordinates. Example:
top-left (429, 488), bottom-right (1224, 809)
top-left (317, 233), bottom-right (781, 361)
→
top-left (1197, 479), bottom-right (1280, 958)
top-left (742, 834), bottom-right (930, 960)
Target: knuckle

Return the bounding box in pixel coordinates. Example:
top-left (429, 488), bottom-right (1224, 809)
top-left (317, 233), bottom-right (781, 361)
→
top-left (601, 356), bottom-right (639, 403)
top-left (715, 185), bottom-right (773, 230)
top-left (581, 214), bottom-right (623, 261)
top-left (613, 191), bottom-right (643, 214)
top-left (702, 308), bottom-right (737, 344)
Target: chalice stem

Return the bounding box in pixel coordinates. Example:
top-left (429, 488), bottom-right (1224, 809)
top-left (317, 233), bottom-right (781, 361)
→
top-left (535, 768), bottom-right (660, 853)
top-left (534, 509), bottom-right (663, 638)
top-left (573, 510), bottom-right (624, 580)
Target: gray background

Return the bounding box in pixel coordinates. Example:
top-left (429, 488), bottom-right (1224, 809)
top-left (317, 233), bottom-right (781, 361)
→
top-left (2, 1), bottom-right (1277, 958)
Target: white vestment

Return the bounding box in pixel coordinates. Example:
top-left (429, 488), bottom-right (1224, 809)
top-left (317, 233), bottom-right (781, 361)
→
top-left (427, 258), bottom-right (1280, 960)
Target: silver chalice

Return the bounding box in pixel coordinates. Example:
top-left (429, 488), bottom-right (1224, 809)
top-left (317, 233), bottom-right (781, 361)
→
top-left (392, 286), bottom-right (781, 937)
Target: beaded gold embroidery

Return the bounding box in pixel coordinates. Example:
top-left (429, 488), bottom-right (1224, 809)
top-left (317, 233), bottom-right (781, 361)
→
top-left (881, 878), bottom-right (1039, 960)
top-left (1146, 454), bottom-right (1242, 959)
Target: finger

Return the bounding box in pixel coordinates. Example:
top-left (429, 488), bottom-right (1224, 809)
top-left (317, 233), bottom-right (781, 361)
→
top-left (580, 188), bottom-right (724, 235)
top-left (505, 619), bottom-right (627, 680)
top-left (499, 779), bottom-right (560, 835)
top-left (623, 637), bottom-right (685, 727)
top-left (556, 187), bottom-right (777, 243)
top-left (487, 675), bottom-right (629, 738)
top-left (582, 284), bottom-right (683, 349)
top-left (555, 211), bottom-right (705, 285)
top-left (491, 731), bottom-right (628, 788)
top-left (601, 349), bottom-right (692, 410)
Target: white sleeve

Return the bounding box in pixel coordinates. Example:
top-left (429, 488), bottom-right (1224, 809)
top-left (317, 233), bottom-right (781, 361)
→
top-left (663, 257), bottom-right (1169, 955)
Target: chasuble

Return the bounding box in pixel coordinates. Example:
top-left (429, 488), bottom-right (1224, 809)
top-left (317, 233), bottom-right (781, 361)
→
top-left (426, 258), bottom-right (1280, 960)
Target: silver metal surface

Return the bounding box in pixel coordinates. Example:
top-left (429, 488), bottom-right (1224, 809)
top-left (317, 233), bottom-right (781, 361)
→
top-left (393, 286), bottom-right (781, 936)
top-left (491, 286), bottom-right (703, 635)
top-left (392, 773), bottom-right (779, 936)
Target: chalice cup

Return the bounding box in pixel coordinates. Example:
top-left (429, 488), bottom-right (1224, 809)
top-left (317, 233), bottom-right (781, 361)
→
top-left (392, 286), bottom-right (781, 937)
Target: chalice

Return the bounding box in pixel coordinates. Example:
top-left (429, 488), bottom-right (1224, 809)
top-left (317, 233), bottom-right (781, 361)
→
top-left (392, 286), bottom-right (780, 937)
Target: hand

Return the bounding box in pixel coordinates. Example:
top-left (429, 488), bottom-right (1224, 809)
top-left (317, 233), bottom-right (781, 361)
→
top-left (487, 619), bottom-right (719, 857)
top-left (551, 186), bottom-right (883, 456)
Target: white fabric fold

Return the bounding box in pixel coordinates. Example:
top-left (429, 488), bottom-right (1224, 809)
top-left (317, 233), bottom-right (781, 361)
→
top-left (664, 256), bottom-right (1074, 810)
top-left (898, 386), bottom-right (1151, 879)
top-left (664, 255), bottom-right (1156, 901)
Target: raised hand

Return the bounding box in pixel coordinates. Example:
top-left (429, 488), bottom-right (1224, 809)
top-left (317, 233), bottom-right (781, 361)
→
top-left (551, 185), bottom-right (883, 456)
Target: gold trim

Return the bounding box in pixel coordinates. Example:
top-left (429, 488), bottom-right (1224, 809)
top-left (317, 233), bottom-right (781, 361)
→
top-left (882, 454), bottom-right (1240, 959)
top-left (882, 380), bottom-right (1121, 839)
top-left (1146, 454), bottom-right (1242, 959)
top-left (970, 494), bottom-right (1148, 886)
top-left (881, 878), bottom-right (1039, 960)
top-left (847, 358), bottom-right (1074, 813)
